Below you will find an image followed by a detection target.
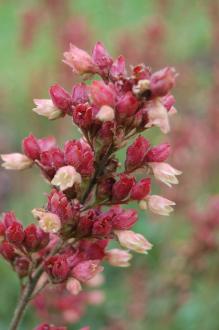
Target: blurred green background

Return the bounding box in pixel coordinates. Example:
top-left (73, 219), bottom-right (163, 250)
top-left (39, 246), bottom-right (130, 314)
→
top-left (1, 0), bottom-right (219, 329)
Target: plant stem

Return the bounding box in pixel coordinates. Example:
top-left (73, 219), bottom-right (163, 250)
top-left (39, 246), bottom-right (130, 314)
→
top-left (81, 144), bottom-right (114, 204)
top-left (9, 267), bottom-right (43, 330)
top-left (9, 240), bottom-right (63, 330)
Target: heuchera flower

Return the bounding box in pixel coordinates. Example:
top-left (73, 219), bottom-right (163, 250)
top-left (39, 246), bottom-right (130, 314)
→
top-left (106, 248), bottom-right (132, 267)
top-left (149, 162), bottom-right (182, 187)
top-left (0, 41), bottom-right (179, 329)
top-left (115, 230), bottom-right (153, 254)
top-left (142, 195), bottom-right (176, 216)
top-left (1, 153), bottom-right (32, 170)
top-left (51, 165), bottom-right (82, 191)
top-left (33, 99), bottom-right (62, 120)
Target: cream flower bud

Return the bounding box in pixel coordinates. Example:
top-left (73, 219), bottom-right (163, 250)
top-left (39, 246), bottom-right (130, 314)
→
top-left (51, 165), bottom-right (82, 191)
top-left (96, 105), bottom-right (115, 122)
top-left (145, 100), bottom-right (170, 134)
top-left (1, 153), bottom-right (33, 170)
top-left (33, 99), bottom-right (61, 120)
top-left (66, 278), bottom-right (82, 295)
top-left (147, 195), bottom-right (175, 216)
top-left (38, 211), bottom-right (61, 233)
top-left (106, 248), bottom-right (132, 267)
top-left (149, 162), bottom-right (182, 187)
top-left (115, 230), bottom-right (153, 254)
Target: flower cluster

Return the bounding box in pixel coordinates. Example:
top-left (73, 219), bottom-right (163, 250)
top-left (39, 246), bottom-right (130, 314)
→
top-left (0, 41), bottom-right (179, 329)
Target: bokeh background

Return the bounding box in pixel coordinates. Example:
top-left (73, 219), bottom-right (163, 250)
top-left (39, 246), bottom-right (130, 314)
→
top-left (1, 0), bottom-right (219, 329)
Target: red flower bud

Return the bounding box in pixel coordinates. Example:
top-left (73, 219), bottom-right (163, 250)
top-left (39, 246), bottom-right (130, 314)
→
top-left (0, 241), bottom-right (16, 261)
top-left (72, 103), bottom-right (93, 128)
top-left (125, 136), bottom-right (150, 171)
top-left (90, 81), bottom-right (115, 107)
top-left (72, 259), bottom-right (103, 282)
top-left (49, 84), bottom-right (71, 112)
top-left (14, 257), bottom-right (30, 277)
top-left (47, 189), bottom-right (80, 225)
top-left (71, 83), bottom-right (89, 109)
top-left (116, 92), bottom-right (139, 118)
top-left (130, 178), bottom-right (151, 200)
top-left (145, 143), bottom-right (171, 162)
top-left (92, 41), bottom-right (113, 72)
top-left (6, 222), bottom-right (24, 245)
top-left (112, 175), bottom-right (135, 201)
top-left (40, 148), bottom-right (64, 171)
top-left (150, 67), bottom-right (176, 97)
top-left (112, 209), bottom-right (138, 230)
top-left (24, 224), bottom-right (49, 251)
top-left (22, 134), bottom-right (40, 160)
top-left (64, 140), bottom-right (94, 176)
top-left (110, 55), bottom-right (126, 79)
top-left (45, 255), bottom-right (70, 283)
top-left (92, 214), bottom-right (112, 237)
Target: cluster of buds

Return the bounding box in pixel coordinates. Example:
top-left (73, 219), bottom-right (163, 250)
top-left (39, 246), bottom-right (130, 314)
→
top-left (0, 41), bottom-right (180, 329)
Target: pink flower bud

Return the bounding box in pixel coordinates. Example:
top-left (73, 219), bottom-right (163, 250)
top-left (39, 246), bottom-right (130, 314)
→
top-left (1, 153), bottom-right (33, 170)
top-left (147, 195), bottom-right (175, 216)
top-left (110, 55), bottom-right (126, 79)
top-left (6, 222), bottom-right (24, 245)
top-left (96, 105), bottom-right (115, 122)
top-left (92, 41), bottom-right (113, 72)
top-left (149, 162), bottom-right (182, 187)
top-left (90, 81), bottom-right (115, 107)
top-left (130, 178), bottom-right (151, 200)
top-left (72, 83), bottom-right (89, 105)
top-left (38, 211), bottom-right (61, 233)
top-left (145, 143), bottom-right (171, 162)
top-left (145, 100), bottom-right (170, 134)
top-left (49, 84), bottom-right (71, 112)
top-left (51, 166), bottom-right (82, 191)
top-left (125, 136), bottom-right (150, 171)
top-left (112, 209), bottom-right (138, 230)
top-left (150, 67), bottom-right (177, 97)
top-left (63, 44), bottom-right (97, 74)
top-left (0, 241), bottom-right (16, 261)
top-left (72, 260), bottom-right (103, 282)
top-left (112, 174), bottom-right (135, 201)
top-left (116, 92), bottom-right (139, 118)
top-left (106, 248), bottom-right (132, 267)
top-left (45, 255), bottom-right (70, 283)
top-left (33, 99), bottom-right (61, 120)
top-left (115, 230), bottom-right (153, 254)
top-left (66, 278), bottom-right (82, 295)
top-left (22, 134), bottom-right (40, 160)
